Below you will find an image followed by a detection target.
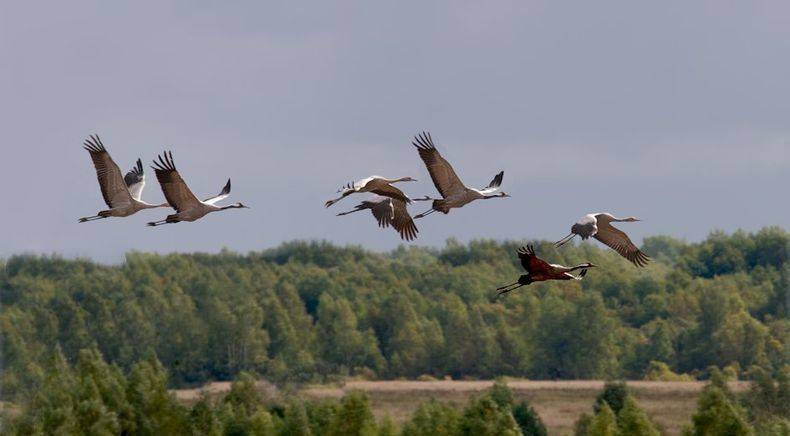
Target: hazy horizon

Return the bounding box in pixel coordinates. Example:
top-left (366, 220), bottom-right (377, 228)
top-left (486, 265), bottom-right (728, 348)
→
top-left (2, 1), bottom-right (788, 262)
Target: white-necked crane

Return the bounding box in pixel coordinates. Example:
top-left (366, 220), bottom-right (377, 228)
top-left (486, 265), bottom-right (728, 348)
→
top-left (336, 196), bottom-right (419, 241)
top-left (411, 132), bottom-right (509, 219)
top-left (147, 151), bottom-right (248, 226)
top-left (495, 245), bottom-right (596, 297)
top-left (555, 213), bottom-right (650, 267)
top-left (79, 134), bottom-right (169, 222)
top-left (325, 176), bottom-right (417, 208)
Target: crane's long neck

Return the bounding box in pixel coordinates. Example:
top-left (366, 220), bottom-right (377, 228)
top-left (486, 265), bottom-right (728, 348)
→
top-left (382, 176), bottom-right (410, 183)
top-left (609, 215), bottom-right (639, 222)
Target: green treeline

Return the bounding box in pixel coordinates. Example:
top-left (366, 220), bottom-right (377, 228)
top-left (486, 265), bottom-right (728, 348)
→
top-left (575, 374), bottom-right (790, 435)
top-left (6, 350), bottom-right (788, 435)
top-left (5, 347), bottom-right (547, 435)
top-left (1, 227), bottom-right (787, 398)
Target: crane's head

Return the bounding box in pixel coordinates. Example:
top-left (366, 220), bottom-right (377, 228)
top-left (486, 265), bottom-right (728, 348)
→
top-left (623, 216), bottom-right (641, 222)
top-left (234, 202), bottom-right (250, 209)
top-left (498, 192), bottom-right (511, 198)
top-left (400, 176), bottom-right (418, 182)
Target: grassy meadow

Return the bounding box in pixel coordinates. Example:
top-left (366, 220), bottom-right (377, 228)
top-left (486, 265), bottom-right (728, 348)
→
top-left (173, 379), bottom-right (750, 435)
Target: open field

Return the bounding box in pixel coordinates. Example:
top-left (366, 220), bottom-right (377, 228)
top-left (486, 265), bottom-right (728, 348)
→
top-left (173, 379), bottom-right (749, 435)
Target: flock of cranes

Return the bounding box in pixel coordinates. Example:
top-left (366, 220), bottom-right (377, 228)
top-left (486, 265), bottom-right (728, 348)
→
top-left (79, 131), bottom-right (650, 296)
top-left (79, 136), bottom-right (247, 227)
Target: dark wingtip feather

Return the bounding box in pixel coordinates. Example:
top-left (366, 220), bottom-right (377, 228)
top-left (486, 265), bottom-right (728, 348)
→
top-left (83, 134), bottom-right (105, 153)
top-left (221, 179), bottom-right (231, 195)
top-left (152, 151), bottom-right (174, 172)
top-left (487, 171), bottom-right (504, 188)
top-left (412, 131), bottom-right (436, 150)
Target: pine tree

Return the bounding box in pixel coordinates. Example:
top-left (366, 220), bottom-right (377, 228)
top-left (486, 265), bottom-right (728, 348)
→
top-left (684, 385), bottom-right (753, 436)
top-left (305, 399), bottom-right (339, 436)
top-left (125, 356), bottom-right (188, 435)
top-left (328, 392), bottom-right (377, 436)
top-left (401, 399), bottom-right (461, 436)
top-left (189, 394), bottom-right (222, 436)
top-left (376, 416), bottom-right (399, 436)
top-left (513, 399), bottom-right (547, 436)
top-left (459, 396), bottom-right (520, 436)
top-left (11, 347), bottom-right (79, 435)
top-left (617, 396), bottom-right (660, 436)
top-left (587, 403), bottom-right (617, 436)
top-left (594, 381), bottom-right (629, 416)
top-left (281, 402), bottom-right (312, 436)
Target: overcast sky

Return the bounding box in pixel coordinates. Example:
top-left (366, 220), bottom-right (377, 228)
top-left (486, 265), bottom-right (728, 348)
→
top-left (1, 1), bottom-right (788, 262)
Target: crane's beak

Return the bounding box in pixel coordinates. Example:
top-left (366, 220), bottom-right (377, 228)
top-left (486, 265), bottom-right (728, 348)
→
top-left (588, 263), bottom-right (598, 268)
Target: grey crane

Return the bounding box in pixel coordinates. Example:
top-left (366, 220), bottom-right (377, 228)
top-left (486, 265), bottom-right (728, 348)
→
top-left (336, 196), bottom-right (419, 241)
top-left (555, 213), bottom-right (650, 267)
top-left (79, 134), bottom-right (169, 222)
top-left (411, 132), bottom-right (509, 219)
top-left (325, 176), bottom-right (417, 208)
top-left (147, 151), bottom-right (248, 226)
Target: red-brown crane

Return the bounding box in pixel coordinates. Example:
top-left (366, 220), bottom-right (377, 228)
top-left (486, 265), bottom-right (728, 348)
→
top-left (495, 245), bottom-right (596, 297)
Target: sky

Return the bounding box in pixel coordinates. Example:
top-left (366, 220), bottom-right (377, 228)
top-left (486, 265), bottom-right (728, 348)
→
top-left (1, 1), bottom-right (788, 262)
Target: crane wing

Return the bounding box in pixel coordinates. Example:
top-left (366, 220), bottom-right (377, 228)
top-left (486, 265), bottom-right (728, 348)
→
top-left (366, 178), bottom-right (411, 203)
top-left (412, 132), bottom-right (466, 198)
top-left (204, 179), bottom-right (231, 205)
top-left (517, 245), bottom-right (552, 274)
top-left (593, 219), bottom-right (651, 267)
top-left (368, 199), bottom-right (395, 228)
top-left (83, 135), bottom-right (133, 208)
top-left (150, 151), bottom-right (202, 213)
top-left (124, 158), bottom-right (145, 201)
top-left (478, 171), bottom-right (504, 194)
top-left (389, 199), bottom-right (418, 241)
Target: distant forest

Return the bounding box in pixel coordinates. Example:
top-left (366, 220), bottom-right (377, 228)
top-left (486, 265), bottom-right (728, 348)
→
top-left (1, 227), bottom-right (787, 398)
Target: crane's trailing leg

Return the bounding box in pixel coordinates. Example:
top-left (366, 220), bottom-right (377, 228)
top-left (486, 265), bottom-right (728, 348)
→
top-left (78, 209), bottom-right (114, 222)
top-left (495, 282), bottom-right (525, 297)
top-left (336, 205), bottom-right (367, 216)
top-left (554, 233), bottom-right (576, 247)
top-left (413, 208), bottom-right (436, 219)
top-left (78, 215), bottom-right (106, 223)
top-left (148, 213), bottom-right (182, 226)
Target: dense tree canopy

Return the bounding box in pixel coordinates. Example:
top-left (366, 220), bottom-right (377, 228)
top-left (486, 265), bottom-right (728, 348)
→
top-left (5, 351), bottom-right (550, 436)
top-left (1, 227), bottom-right (787, 399)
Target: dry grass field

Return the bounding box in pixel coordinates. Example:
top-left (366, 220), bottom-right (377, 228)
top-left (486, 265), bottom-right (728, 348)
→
top-left (174, 379), bottom-right (749, 435)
